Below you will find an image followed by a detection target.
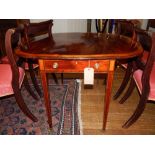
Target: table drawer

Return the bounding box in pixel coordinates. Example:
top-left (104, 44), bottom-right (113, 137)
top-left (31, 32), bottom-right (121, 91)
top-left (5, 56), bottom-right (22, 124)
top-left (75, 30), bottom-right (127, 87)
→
top-left (43, 60), bottom-right (110, 73)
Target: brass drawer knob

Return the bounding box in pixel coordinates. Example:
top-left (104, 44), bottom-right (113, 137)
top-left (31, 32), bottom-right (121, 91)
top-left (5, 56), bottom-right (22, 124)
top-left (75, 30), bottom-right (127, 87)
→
top-left (53, 62), bottom-right (58, 69)
top-left (94, 63), bottom-right (99, 69)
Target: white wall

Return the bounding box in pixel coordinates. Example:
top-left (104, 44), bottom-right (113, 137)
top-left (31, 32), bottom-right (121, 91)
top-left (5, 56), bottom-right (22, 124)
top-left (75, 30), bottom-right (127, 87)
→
top-left (30, 19), bottom-right (150, 33)
top-left (30, 19), bottom-right (87, 33)
top-left (91, 19), bottom-right (97, 32)
top-left (53, 19), bottom-right (87, 33)
top-left (141, 19), bottom-right (148, 29)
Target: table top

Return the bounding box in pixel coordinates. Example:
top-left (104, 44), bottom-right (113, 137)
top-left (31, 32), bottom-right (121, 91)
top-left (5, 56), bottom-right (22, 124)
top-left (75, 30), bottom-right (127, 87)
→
top-left (15, 32), bottom-right (143, 60)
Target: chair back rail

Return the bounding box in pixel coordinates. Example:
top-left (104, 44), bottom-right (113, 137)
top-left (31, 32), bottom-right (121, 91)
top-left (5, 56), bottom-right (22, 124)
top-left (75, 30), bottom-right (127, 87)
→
top-left (5, 28), bottom-right (22, 86)
top-left (23, 20), bottom-right (53, 48)
top-left (146, 19), bottom-right (155, 31)
top-left (142, 33), bottom-right (155, 89)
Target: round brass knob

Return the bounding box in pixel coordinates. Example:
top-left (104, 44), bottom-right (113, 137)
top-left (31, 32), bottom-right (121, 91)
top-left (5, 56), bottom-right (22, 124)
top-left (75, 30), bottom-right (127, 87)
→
top-left (53, 62), bottom-right (58, 69)
top-left (94, 63), bottom-right (99, 69)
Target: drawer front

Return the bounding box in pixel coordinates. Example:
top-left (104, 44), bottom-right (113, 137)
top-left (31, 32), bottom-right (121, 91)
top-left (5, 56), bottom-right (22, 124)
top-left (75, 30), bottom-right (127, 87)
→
top-left (44, 60), bottom-right (110, 73)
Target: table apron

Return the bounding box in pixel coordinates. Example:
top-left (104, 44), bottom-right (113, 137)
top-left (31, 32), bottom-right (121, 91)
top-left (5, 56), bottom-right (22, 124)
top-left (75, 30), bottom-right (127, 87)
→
top-left (38, 59), bottom-right (115, 73)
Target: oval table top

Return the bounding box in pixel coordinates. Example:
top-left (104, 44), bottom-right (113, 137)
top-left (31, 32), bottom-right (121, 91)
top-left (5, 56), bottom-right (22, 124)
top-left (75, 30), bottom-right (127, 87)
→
top-left (15, 32), bottom-right (143, 60)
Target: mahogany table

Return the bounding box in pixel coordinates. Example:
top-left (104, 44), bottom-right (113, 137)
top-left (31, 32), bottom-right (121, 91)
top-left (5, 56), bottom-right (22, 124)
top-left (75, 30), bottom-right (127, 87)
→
top-left (15, 33), bottom-right (143, 130)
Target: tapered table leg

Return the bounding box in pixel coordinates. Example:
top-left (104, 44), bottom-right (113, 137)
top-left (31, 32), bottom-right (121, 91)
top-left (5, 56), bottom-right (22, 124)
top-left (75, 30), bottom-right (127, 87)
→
top-left (39, 60), bottom-right (52, 129)
top-left (103, 60), bottom-right (115, 130)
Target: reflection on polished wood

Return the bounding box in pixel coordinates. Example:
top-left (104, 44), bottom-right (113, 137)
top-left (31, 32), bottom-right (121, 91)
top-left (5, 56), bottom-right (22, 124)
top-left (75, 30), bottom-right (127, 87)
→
top-left (15, 32), bottom-right (143, 130)
top-left (16, 33), bottom-right (142, 60)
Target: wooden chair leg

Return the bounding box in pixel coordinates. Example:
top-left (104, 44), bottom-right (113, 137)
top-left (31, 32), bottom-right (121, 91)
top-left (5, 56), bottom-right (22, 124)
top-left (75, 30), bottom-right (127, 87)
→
top-left (12, 82), bottom-right (38, 122)
top-left (61, 73), bottom-right (63, 84)
top-left (119, 77), bottom-right (136, 104)
top-left (52, 73), bottom-right (58, 84)
top-left (103, 75), bottom-right (107, 85)
top-left (23, 74), bottom-right (38, 100)
top-left (122, 89), bottom-right (149, 128)
top-left (113, 63), bottom-right (133, 100)
top-left (28, 62), bottom-right (42, 97)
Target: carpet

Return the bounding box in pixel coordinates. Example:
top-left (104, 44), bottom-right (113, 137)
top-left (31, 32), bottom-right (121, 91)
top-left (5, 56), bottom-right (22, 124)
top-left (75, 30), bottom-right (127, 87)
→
top-left (0, 79), bottom-right (82, 135)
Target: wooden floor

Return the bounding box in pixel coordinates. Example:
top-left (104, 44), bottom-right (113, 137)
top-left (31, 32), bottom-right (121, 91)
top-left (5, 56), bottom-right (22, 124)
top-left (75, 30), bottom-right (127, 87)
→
top-left (80, 67), bottom-right (155, 135)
